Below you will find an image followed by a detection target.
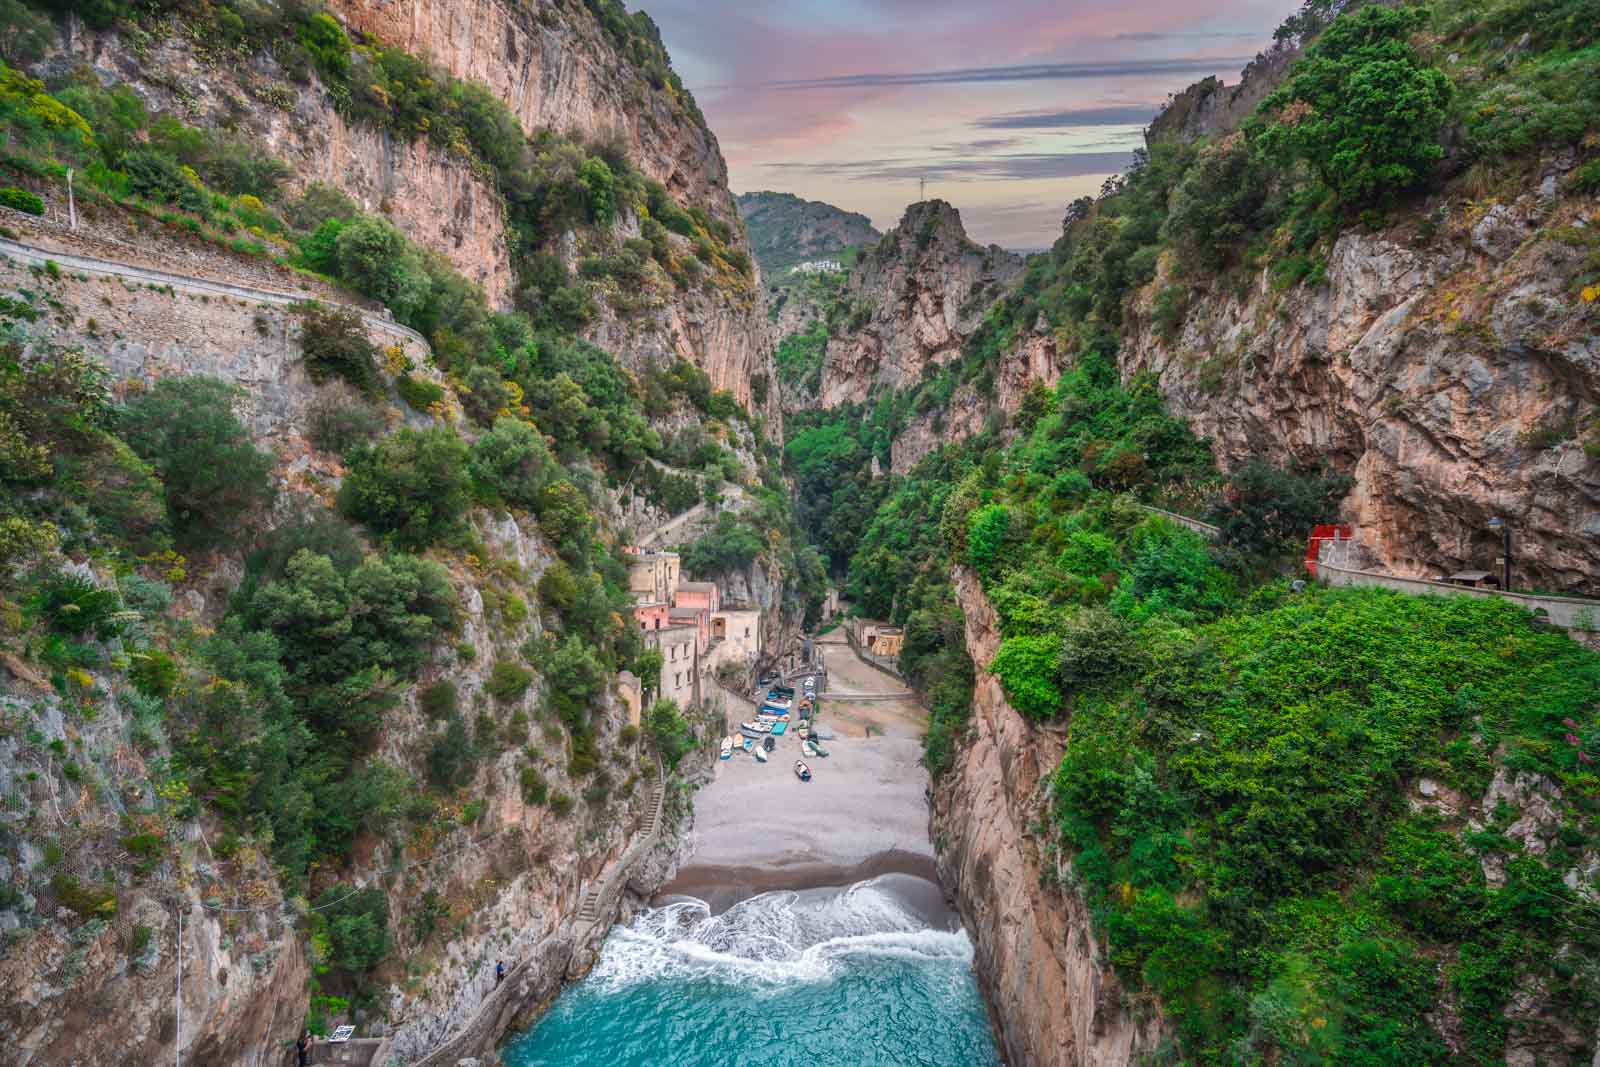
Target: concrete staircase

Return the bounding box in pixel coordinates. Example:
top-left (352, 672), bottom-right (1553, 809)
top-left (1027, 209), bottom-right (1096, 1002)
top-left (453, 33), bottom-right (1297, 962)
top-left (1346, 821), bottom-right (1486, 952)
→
top-left (575, 759), bottom-right (666, 927)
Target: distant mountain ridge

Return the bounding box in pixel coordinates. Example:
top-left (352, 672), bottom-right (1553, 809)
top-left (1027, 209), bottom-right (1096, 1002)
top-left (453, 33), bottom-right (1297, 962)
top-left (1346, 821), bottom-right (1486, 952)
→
top-left (736, 191), bottom-right (882, 276)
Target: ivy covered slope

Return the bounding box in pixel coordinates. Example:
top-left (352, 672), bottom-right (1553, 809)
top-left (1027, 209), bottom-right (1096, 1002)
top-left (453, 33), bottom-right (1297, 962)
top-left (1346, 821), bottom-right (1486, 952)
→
top-left (783, 1), bottom-right (1600, 1061)
top-left (0, 0), bottom-right (808, 1062)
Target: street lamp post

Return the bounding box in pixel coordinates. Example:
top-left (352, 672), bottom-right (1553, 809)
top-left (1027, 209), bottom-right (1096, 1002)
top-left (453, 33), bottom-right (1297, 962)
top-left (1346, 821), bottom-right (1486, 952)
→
top-left (1488, 516), bottom-right (1512, 592)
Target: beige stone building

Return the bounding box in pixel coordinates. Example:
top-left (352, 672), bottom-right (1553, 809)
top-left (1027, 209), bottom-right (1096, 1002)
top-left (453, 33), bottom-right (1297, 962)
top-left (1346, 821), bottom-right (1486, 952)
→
top-left (627, 549), bottom-right (681, 606)
top-left (854, 619), bottom-right (904, 658)
top-left (706, 608), bottom-right (763, 674)
top-left (648, 623), bottom-right (701, 709)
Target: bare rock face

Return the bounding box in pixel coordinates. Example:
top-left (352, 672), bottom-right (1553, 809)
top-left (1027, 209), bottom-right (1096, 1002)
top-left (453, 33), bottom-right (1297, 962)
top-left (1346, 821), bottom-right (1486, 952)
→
top-left (933, 568), bottom-right (1167, 1067)
top-left (326, 0), bottom-right (737, 228)
top-left (820, 201), bottom-right (1024, 408)
top-left (1121, 183), bottom-right (1600, 595)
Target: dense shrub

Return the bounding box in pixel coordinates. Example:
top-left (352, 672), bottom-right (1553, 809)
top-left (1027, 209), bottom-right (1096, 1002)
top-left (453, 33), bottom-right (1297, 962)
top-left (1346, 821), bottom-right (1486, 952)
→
top-left (645, 697), bottom-right (693, 768)
top-left (1207, 461), bottom-right (1354, 559)
top-left (313, 884), bottom-right (389, 977)
top-left (1256, 5), bottom-right (1452, 209)
top-left (297, 303), bottom-right (379, 395)
top-left (425, 714), bottom-right (474, 788)
top-left (418, 679), bottom-right (458, 720)
top-left (467, 417), bottom-right (553, 508)
top-left (335, 216), bottom-right (429, 321)
top-left (680, 513), bottom-right (764, 577)
top-left (119, 377), bottom-right (275, 550)
top-left (486, 660), bottom-right (533, 704)
top-left (989, 634), bottom-right (1064, 720)
top-left (395, 374), bottom-right (444, 412)
top-left (307, 384), bottom-right (386, 454)
top-left (338, 427), bottom-right (471, 548)
top-left (0, 185), bottom-right (42, 214)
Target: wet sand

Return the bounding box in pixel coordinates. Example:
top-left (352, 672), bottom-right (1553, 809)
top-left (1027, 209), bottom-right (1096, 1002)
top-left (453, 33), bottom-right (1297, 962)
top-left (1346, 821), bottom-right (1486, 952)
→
top-left (665, 636), bottom-right (933, 909)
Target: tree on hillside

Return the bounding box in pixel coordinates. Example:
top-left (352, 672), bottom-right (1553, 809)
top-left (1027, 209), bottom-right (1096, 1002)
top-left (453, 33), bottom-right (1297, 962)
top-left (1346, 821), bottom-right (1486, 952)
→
top-left (1256, 4), bottom-right (1452, 209)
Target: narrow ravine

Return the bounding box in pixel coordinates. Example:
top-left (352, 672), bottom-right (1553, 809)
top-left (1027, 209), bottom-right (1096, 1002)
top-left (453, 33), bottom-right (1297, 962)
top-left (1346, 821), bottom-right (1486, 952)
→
top-left (502, 630), bottom-right (1003, 1065)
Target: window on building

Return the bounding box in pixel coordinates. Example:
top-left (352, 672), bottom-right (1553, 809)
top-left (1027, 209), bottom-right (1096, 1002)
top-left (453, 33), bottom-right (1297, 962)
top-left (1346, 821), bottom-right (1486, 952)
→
top-left (674, 672), bottom-right (681, 687)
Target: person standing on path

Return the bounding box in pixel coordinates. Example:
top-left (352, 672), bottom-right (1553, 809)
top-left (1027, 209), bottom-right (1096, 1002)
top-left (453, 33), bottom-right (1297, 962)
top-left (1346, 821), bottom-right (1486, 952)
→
top-left (496, 960), bottom-right (505, 986)
top-left (296, 1031), bottom-right (310, 1067)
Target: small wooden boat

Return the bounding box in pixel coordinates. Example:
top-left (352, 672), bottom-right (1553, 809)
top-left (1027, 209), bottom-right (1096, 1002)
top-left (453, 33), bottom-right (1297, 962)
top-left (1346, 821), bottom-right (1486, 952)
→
top-left (794, 760), bottom-right (812, 782)
top-left (739, 726), bottom-right (767, 741)
top-left (743, 737), bottom-right (754, 752)
top-left (719, 736), bottom-right (733, 760)
top-left (802, 740), bottom-right (819, 757)
top-left (809, 742), bottom-right (829, 758)
top-left (753, 745), bottom-right (768, 763)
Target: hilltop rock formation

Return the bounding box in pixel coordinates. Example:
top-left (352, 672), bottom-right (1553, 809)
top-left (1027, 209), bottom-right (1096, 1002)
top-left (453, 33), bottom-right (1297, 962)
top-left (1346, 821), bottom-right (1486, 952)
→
top-left (819, 201), bottom-right (1025, 408)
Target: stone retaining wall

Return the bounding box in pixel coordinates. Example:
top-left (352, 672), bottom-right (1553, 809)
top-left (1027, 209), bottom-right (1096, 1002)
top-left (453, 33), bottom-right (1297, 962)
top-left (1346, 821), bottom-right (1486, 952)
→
top-left (1315, 563), bottom-right (1600, 631)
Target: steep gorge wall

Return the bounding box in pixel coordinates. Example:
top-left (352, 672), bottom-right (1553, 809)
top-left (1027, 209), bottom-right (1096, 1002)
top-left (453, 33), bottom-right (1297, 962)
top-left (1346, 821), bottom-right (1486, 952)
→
top-left (1121, 169), bottom-right (1600, 594)
top-left (0, 249), bottom-right (678, 1065)
top-left (49, 23), bottom-right (517, 307)
top-left (934, 568), bottom-right (1166, 1067)
top-left (49, 0), bottom-right (775, 417)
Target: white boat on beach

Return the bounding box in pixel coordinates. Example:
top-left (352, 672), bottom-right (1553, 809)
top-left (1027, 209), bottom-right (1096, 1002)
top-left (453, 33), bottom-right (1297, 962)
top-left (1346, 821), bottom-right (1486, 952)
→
top-left (740, 720), bottom-right (771, 733)
top-left (719, 736), bottom-right (733, 760)
top-left (753, 745), bottom-right (768, 763)
top-left (794, 760), bottom-right (812, 782)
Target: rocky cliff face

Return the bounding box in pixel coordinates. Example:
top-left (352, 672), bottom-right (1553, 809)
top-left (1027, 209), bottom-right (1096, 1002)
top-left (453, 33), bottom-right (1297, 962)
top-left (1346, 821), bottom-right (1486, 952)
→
top-left (48, 0), bottom-right (774, 418)
top-left (326, 0), bottom-right (737, 228)
top-left (934, 567), bottom-right (1167, 1067)
top-left (1121, 166), bottom-right (1600, 595)
top-left (48, 23), bottom-right (518, 308)
top-left (819, 201), bottom-right (1024, 408)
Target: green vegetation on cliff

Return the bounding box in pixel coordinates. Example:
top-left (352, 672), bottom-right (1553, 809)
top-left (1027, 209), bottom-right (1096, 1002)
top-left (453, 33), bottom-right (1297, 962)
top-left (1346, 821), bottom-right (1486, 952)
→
top-left (777, 3), bottom-right (1600, 1056)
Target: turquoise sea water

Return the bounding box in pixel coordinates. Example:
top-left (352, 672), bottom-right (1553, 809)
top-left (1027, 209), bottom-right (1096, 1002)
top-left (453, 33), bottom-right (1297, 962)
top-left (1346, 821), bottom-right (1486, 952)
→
top-left (502, 876), bottom-right (1001, 1067)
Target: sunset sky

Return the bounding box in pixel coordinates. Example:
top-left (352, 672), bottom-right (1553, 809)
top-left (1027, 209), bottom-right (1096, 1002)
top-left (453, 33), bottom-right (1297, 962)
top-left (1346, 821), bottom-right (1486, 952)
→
top-left (638, 0), bottom-right (1300, 249)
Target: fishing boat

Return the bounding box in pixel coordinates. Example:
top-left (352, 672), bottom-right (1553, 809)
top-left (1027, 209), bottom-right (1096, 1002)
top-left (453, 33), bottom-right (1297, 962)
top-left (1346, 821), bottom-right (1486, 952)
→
top-left (739, 725), bottom-right (767, 741)
top-left (762, 736), bottom-right (776, 752)
top-left (719, 736), bottom-right (733, 760)
top-left (740, 720), bottom-right (771, 733)
top-left (770, 720), bottom-right (788, 736)
top-left (743, 737), bottom-right (755, 752)
top-left (802, 740), bottom-right (818, 757)
top-left (794, 760), bottom-right (812, 782)
top-left (753, 745), bottom-right (768, 763)
top-left (809, 742), bottom-right (829, 758)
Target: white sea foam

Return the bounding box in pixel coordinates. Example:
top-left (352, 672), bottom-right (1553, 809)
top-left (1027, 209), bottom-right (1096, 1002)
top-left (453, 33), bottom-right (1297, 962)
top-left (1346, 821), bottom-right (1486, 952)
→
top-left (588, 877), bottom-right (975, 990)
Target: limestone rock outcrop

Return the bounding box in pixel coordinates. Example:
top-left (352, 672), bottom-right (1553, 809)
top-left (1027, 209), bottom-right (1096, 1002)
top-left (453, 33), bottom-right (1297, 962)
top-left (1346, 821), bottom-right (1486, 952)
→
top-left (1120, 170), bottom-right (1600, 595)
top-left (819, 201), bottom-right (1024, 408)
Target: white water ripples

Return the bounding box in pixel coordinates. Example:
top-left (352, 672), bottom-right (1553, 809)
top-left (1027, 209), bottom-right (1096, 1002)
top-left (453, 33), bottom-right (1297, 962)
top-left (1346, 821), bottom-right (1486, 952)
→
top-left (588, 877), bottom-right (975, 990)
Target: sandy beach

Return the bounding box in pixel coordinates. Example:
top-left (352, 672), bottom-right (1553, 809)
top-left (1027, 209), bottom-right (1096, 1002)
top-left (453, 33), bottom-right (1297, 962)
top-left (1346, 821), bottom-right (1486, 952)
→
top-left (660, 633), bottom-right (933, 909)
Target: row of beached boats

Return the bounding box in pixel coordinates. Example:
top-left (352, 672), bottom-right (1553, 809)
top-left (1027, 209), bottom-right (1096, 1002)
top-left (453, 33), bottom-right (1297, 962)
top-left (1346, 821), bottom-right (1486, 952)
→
top-left (716, 679), bottom-right (830, 776)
